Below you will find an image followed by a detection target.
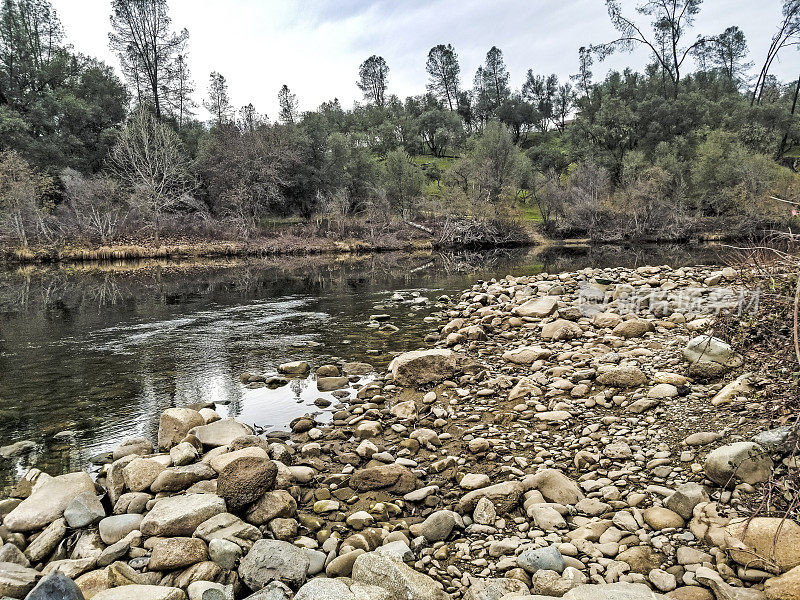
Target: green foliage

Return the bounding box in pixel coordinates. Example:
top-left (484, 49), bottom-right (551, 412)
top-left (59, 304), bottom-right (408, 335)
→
top-left (381, 149), bottom-right (425, 216)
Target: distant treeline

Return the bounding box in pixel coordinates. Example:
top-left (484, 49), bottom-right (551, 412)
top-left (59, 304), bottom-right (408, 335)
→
top-left (1, 0), bottom-right (799, 248)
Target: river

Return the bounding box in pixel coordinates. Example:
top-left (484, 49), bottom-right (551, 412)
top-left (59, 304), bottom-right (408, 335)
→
top-left (0, 244), bottom-right (731, 486)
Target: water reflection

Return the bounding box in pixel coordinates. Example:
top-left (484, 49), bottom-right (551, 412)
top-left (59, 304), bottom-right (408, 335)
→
top-left (0, 244), bottom-right (729, 484)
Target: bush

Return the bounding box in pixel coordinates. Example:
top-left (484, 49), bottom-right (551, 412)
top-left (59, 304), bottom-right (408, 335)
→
top-left (0, 151), bottom-right (53, 246)
top-left (60, 169), bottom-right (126, 243)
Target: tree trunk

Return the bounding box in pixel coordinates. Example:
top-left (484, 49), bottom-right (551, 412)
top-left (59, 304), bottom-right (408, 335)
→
top-left (777, 72), bottom-right (800, 162)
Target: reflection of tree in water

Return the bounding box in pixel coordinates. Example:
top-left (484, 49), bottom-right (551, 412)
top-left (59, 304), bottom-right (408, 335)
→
top-left (290, 379), bottom-right (304, 401)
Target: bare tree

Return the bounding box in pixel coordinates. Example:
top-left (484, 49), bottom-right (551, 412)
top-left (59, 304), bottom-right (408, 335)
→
top-left (0, 150), bottom-right (52, 247)
top-left (751, 0), bottom-right (800, 105)
top-left (109, 0), bottom-right (188, 119)
top-left (163, 53), bottom-right (196, 126)
top-left (594, 0), bottom-right (712, 97)
top-left (110, 108), bottom-right (195, 243)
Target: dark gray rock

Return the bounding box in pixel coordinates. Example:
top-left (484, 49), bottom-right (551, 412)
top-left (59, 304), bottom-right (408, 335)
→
top-left (24, 572), bottom-right (84, 600)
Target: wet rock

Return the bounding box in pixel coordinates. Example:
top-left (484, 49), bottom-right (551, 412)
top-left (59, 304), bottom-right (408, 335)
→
top-left (704, 442), bottom-right (773, 487)
top-left (140, 494), bottom-right (226, 537)
top-left (0, 440), bottom-right (36, 459)
top-left (277, 361), bottom-right (309, 375)
top-left (317, 377), bottom-right (349, 392)
top-left (238, 540), bottom-right (309, 591)
top-left (5, 471), bottom-right (95, 532)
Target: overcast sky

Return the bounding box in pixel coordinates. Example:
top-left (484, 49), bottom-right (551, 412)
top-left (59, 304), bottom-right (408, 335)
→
top-left (53, 0), bottom-right (798, 121)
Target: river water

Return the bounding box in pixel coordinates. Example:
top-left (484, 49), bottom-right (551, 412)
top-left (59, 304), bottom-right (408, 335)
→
top-left (0, 244), bottom-right (730, 485)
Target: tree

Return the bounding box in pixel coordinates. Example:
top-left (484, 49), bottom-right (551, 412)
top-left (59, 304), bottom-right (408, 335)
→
top-left (357, 55), bottom-right (389, 107)
top-left (571, 46), bottom-right (594, 99)
top-left (110, 108), bottom-right (195, 242)
top-left (278, 84), bottom-right (298, 124)
top-left (203, 71), bottom-right (232, 126)
top-left (751, 0), bottom-right (800, 105)
top-left (164, 53), bottom-right (196, 126)
top-left (709, 26), bottom-right (751, 82)
top-left (594, 0), bottom-right (712, 97)
top-left (109, 0), bottom-right (188, 119)
top-left (0, 150), bottom-right (52, 246)
top-left (381, 148), bottom-right (424, 215)
top-left (478, 47), bottom-right (510, 112)
top-left (238, 103), bottom-right (265, 132)
top-left (425, 44), bottom-right (460, 111)
top-left (522, 71), bottom-right (558, 131)
top-left (0, 0), bottom-right (128, 172)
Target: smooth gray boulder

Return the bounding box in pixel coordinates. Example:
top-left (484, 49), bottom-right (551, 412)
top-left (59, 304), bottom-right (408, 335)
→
top-left (24, 572), bottom-right (84, 600)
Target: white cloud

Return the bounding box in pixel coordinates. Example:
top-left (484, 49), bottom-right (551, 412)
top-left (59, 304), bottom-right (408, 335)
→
top-left (53, 0), bottom-right (798, 122)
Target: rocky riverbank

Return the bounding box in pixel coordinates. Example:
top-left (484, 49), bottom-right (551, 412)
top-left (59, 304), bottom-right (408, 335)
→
top-left (0, 263), bottom-right (798, 600)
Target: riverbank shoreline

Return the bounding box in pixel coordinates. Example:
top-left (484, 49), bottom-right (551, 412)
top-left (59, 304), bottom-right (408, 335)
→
top-left (0, 261), bottom-right (796, 600)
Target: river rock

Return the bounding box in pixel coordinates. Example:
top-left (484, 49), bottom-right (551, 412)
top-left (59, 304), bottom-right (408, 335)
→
top-left (613, 319), bottom-right (652, 338)
top-left (643, 507), bottom-right (685, 530)
top-left (349, 464), bottom-right (417, 494)
top-left (463, 577), bottom-right (530, 600)
top-left (752, 426), bottom-right (798, 455)
top-left (457, 481), bottom-right (525, 515)
top-left (711, 374), bottom-right (751, 406)
top-left (502, 346), bottom-right (552, 365)
top-left (683, 336), bottom-right (742, 368)
top-left (563, 582), bottom-right (670, 599)
top-left (91, 585), bottom-right (186, 600)
top-left (529, 469), bottom-right (584, 505)
top-left (316, 377), bottom-right (348, 391)
top-left (64, 491), bottom-right (106, 528)
top-left (24, 518), bottom-right (66, 562)
top-left (99, 514), bottom-right (142, 544)
top-left (409, 510), bottom-right (457, 542)
top-left (122, 458), bottom-right (165, 492)
top-left (704, 442), bottom-right (773, 487)
top-left (245, 490), bottom-right (297, 525)
top-left (0, 562), bottom-right (40, 597)
top-left (764, 564), bottom-right (800, 600)
top-left (665, 482), bottom-right (709, 520)
top-left (112, 438), bottom-right (153, 460)
top-left (195, 512), bottom-right (261, 550)
top-left (5, 471), bottom-right (95, 531)
top-left (515, 296), bottom-right (559, 318)
top-left (217, 457), bottom-right (277, 511)
top-left (149, 537), bottom-right (208, 571)
top-left (541, 319), bottom-right (582, 340)
top-left (388, 349), bottom-right (464, 387)
top-left (616, 546), bottom-right (665, 574)
top-left (158, 408), bottom-right (205, 450)
top-left (351, 548), bottom-right (448, 600)
top-left (140, 494), bottom-right (226, 537)
top-left (189, 419), bottom-right (253, 448)
top-left (518, 545), bottom-right (565, 574)
top-left (596, 365), bottom-right (647, 388)
top-left (725, 517), bottom-right (800, 572)
top-left (150, 463), bottom-right (216, 493)
top-left (294, 578), bottom-right (355, 600)
top-left (277, 361), bottom-right (309, 375)
top-left (238, 540), bottom-right (309, 591)
top-left (24, 572), bottom-right (84, 600)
